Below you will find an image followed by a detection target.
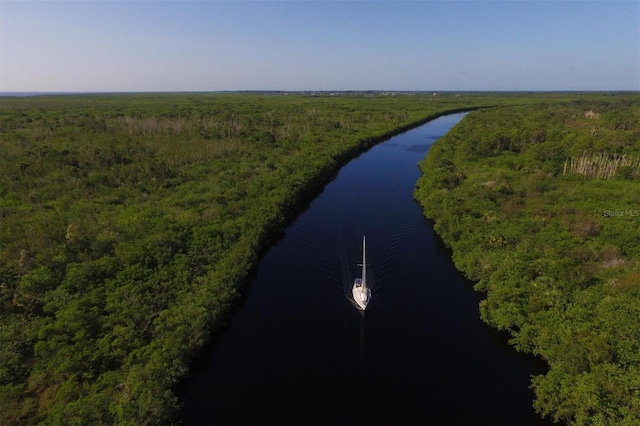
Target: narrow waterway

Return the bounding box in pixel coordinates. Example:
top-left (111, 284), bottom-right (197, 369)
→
top-left (180, 113), bottom-right (547, 425)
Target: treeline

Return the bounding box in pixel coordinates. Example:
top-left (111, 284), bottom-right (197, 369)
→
top-left (415, 94), bottom-right (640, 425)
top-left (0, 92), bottom-right (497, 425)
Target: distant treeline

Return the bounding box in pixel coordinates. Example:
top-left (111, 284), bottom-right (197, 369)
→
top-left (0, 92), bottom-right (499, 425)
top-left (415, 94), bottom-right (640, 425)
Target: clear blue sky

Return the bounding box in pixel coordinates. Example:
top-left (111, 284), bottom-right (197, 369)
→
top-left (1, 0), bottom-right (638, 92)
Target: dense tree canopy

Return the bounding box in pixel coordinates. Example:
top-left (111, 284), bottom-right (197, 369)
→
top-left (415, 94), bottom-right (640, 425)
top-left (5, 92), bottom-right (636, 425)
top-left (1, 92), bottom-right (495, 425)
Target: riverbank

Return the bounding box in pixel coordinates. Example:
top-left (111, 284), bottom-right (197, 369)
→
top-left (180, 111), bottom-right (553, 425)
top-left (414, 93), bottom-right (640, 425)
top-left (1, 93), bottom-right (497, 425)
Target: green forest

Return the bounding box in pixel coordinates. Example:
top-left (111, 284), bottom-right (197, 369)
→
top-left (0, 92), bottom-right (496, 425)
top-left (3, 92), bottom-right (638, 425)
top-left (415, 94), bottom-right (640, 425)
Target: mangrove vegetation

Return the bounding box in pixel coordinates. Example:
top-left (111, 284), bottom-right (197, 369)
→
top-left (415, 94), bottom-right (640, 425)
top-left (3, 91), bottom-right (637, 425)
top-left (1, 92), bottom-right (492, 425)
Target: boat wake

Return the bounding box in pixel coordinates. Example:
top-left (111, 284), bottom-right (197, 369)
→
top-left (340, 233), bottom-right (377, 312)
top-left (293, 213), bottom-right (421, 313)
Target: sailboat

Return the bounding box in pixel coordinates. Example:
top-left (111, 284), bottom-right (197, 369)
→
top-left (352, 236), bottom-right (372, 310)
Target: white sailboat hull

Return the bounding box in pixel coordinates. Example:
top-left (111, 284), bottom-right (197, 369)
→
top-left (352, 236), bottom-right (371, 311)
top-left (352, 285), bottom-right (371, 311)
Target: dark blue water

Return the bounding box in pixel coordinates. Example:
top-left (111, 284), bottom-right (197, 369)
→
top-left (180, 113), bottom-right (547, 425)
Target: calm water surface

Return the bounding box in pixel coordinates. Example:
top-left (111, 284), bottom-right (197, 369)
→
top-left (180, 113), bottom-right (547, 425)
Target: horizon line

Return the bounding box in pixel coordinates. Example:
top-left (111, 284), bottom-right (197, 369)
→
top-left (2, 89), bottom-right (639, 97)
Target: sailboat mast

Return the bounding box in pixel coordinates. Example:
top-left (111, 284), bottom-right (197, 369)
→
top-left (362, 236), bottom-right (367, 290)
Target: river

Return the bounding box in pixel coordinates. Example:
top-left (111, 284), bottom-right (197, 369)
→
top-left (179, 113), bottom-right (547, 425)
